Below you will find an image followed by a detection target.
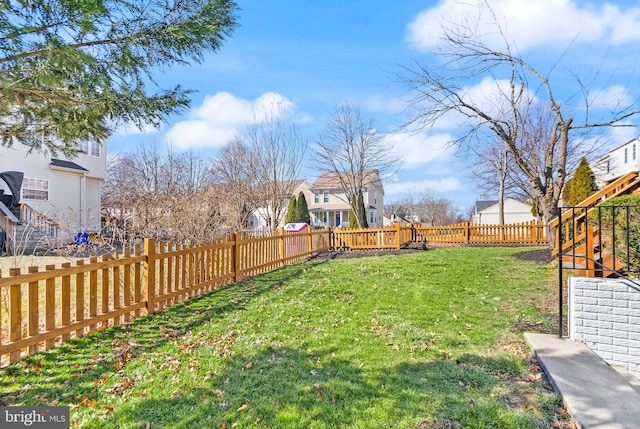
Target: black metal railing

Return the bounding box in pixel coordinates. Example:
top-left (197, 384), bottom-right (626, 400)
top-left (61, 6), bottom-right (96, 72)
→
top-left (556, 204), bottom-right (640, 336)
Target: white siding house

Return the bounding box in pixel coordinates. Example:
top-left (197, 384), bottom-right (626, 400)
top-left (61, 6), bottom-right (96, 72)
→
top-left (248, 180), bottom-right (312, 229)
top-left (308, 170), bottom-right (384, 228)
top-left (472, 198), bottom-right (536, 225)
top-left (594, 137), bottom-right (640, 186)
top-left (0, 141), bottom-right (106, 233)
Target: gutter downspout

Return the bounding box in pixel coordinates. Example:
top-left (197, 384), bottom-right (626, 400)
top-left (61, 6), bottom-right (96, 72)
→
top-left (80, 172), bottom-right (86, 230)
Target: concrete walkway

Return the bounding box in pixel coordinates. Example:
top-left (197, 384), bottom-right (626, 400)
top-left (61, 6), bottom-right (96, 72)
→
top-left (525, 333), bottom-right (640, 429)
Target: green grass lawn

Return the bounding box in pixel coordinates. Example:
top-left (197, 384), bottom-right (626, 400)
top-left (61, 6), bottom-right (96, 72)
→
top-left (0, 247), bottom-right (570, 428)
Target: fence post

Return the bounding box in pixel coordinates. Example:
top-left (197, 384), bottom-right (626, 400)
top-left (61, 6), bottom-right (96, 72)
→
top-left (232, 232), bottom-right (240, 283)
top-left (9, 267), bottom-right (21, 363)
top-left (396, 222), bottom-right (401, 250)
top-left (279, 227), bottom-right (286, 265)
top-left (307, 226), bottom-right (313, 256)
top-left (144, 238), bottom-right (156, 314)
top-left (329, 227), bottom-right (334, 250)
top-left (465, 222), bottom-right (471, 244)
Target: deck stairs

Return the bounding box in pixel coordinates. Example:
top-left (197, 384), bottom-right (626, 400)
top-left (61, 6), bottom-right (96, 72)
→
top-left (552, 171), bottom-right (640, 277)
top-left (0, 203), bottom-right (64, 254)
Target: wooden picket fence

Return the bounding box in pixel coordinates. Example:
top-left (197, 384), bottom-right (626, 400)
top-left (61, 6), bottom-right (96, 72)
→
top-left (0, 220), bottom-right (547, 367)
top-left (331, 222), bottom-right (413, 250)
top-left (414, 220), bottom-right (548, 245)
top-left (0, 228), bottom-right (330, 367)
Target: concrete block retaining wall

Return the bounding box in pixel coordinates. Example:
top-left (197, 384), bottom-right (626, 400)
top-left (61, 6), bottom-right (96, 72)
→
top-left (569, 276), bottom-right (640, 379)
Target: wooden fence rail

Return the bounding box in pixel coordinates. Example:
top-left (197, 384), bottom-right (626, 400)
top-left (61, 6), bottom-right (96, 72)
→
top-left (0, 220), bottom-right (546, 367)
top-left (0, 228), bottom-right (330, 367)
top-left (414, 220), bottom-right (548, 246)
top-left (331, 223), bottom-right (413, 250)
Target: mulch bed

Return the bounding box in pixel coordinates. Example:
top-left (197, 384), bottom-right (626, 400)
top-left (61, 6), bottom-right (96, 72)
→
top-left (311, 244), bottom-right (554, 264)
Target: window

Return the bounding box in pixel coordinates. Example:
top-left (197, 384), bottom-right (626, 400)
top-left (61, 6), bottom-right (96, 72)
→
top-left (22, 178), bottom-right (49, 200)
top-left (606, 160), bottom-right (610, 173)
top-left (77, 140), bottom-right (101, 157)
top-left (369, 211), bottom-right (375, 225)
top-left (90, 142), bottom-right (100, 157)
top-left (322, 211), bottom-right (328, 224)
top-left (374, 192), bottom-right (377, 204)
top-left (323, 191), bottom-right (329, 203)
top-left (314, 192), bottom-right (319, 203)
top-left (634, 144), bottom-right (637, 160)
top-left (625, 148), bottom-right (628, 163)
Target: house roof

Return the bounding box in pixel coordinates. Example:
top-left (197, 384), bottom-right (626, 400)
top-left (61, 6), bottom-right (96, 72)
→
top-left (475, 198), bottom-right (533, 215)
top-left (310, 170), bottom-right (381, 191)
top-left (50, 158), bottom-right (88, 172)
top-left (475, 200), bottom-right (498, 213)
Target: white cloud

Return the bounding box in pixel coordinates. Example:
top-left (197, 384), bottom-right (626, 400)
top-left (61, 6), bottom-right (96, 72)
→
top-left (588, 85), bottom-right (633, 111)
top-left (114, 121), bottom-right (160, 137)
top-left (165, 92), bottom-right (297, 150)
top-left (384, 132), bottom-right (455, 170)
top-left (406, 0), bottom-right (640, 52)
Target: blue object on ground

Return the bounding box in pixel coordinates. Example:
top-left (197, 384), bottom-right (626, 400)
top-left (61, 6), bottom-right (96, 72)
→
top-left (74, 232), bottom-right (88, 245)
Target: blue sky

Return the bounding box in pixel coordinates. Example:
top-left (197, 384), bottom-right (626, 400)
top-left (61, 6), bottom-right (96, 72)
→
top-left (109, 0), bottom-right (640, 213)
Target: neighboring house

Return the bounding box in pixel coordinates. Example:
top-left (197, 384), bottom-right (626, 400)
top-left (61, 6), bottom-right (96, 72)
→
top-left (472, 198), bottom-right (536, 225)
top-left (594, 136), bottom-right (640, 186)
top-left (0, 140), bottom-right (106, 234)
top-left (308, 170), bottom-right (384, 228)
top-left (249, 180), bottom-right (312, 229)
top-left (383, 213), bottom-right (418, 226)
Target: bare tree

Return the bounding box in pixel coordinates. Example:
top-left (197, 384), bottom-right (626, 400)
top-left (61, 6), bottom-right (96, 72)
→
top-left (245, 105), bottom-right (307, 231)
top-left (103, 141), bottom-right (225, 245)
top-left (400, 3), bottom-right (639, 246)
top-left (468, 134), bottom-right (514, 225)
top-left (385, 188), bottom-right (461, 226)
top-left (210, 138), bottom-right (259, 231)
top-left (312, 102), bottom-right (400, 228)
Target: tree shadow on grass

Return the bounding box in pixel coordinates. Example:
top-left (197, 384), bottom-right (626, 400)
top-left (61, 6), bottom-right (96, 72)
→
top-left (90, 346), bottom-right (378, 428)
top-left (0, 261), bottom-right (328, 407)
top-left (77, 350), bottom-right (559, 429)
top-left (378, 354), bottom-right (561, 429)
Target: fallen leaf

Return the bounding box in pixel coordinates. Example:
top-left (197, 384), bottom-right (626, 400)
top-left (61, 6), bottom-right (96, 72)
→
top-left (245, 362), bottom-right (253, 369)
top-left (99, 406), bottom-right (115, 416)
top-left (313, 383), bottom-right (324, 400)
top-left (237, 404), bottom-right (248, 412)
top-left (527, 373), bottom-right (543, 382)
